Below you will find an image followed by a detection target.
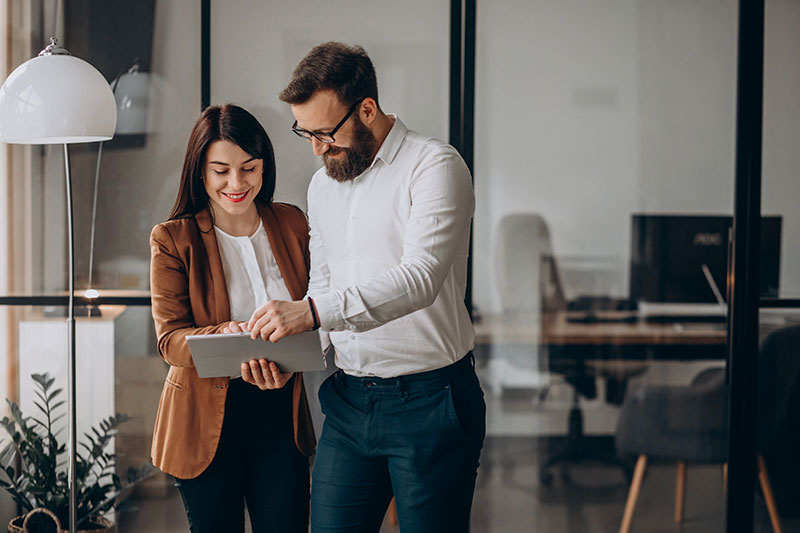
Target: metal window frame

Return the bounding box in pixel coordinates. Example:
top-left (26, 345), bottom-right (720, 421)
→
top-left (726, 0), bottom-right (765, 529)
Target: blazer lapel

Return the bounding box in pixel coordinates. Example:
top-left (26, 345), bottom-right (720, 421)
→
top-left (258, 203), bottom-right (304, 301)
top-left (195, 208), bottom-right (231, 323)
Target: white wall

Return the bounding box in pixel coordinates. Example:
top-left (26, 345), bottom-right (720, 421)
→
top-left (475, 0), bottom-right (643, 312)
top-left (763, 0), bottom-right (800, 299)
top-left (474, 0), bottom-right (799, 314)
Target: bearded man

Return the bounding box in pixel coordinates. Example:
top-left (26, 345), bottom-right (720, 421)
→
top-left (243, 42), bottom-right (485, 533)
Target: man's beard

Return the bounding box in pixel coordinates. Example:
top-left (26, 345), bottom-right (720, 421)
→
top-left (322, 117), bottom-right (378, 183)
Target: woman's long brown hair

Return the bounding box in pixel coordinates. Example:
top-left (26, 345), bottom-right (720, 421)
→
top-left (169, 104), bottom-right (276, 221)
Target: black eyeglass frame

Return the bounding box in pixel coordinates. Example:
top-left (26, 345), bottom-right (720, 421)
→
top-left (291, 99), bottom-right (363, 144)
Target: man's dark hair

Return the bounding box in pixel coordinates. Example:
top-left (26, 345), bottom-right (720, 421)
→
top-left (279, 42), bottom-right (379, 108)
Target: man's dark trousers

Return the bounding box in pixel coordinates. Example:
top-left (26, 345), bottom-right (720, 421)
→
top-left (310, 354), bottom-right (486, 532)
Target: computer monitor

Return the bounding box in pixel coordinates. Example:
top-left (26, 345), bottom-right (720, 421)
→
top-left (629, 214), bottom-right (781, 304)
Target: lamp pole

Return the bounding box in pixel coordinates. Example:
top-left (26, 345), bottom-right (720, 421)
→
top-left (63, 143), bottom-right (77, 533)
top-left (0, 37), bottom-right (116, 533)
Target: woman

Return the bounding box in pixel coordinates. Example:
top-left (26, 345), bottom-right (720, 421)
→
top-left (149, 104), bottom-right (315, 532)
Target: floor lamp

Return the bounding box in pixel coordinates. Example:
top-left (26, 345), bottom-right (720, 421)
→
top-left (0, 38), bottom-right (117, 533)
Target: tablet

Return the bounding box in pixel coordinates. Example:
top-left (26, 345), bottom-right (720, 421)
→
top-left (186, 331), bottom-right (327, 378)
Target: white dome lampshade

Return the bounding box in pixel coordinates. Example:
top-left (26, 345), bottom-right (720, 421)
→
top-left (0, 38), bottom-right (117, 145)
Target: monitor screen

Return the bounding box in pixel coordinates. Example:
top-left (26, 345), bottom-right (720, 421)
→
top-left (629, 214), bottom-right (781, 303)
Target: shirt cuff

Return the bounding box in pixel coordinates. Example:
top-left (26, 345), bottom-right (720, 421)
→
top-left (312, 291), bottom-right (345, 331)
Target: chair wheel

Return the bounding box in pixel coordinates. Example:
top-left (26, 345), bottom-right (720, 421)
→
top-left (540, 469), bottom-right (554, 486)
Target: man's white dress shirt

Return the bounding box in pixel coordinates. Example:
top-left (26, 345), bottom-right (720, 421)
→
top-left (307, 116), bottom-right (475, 378)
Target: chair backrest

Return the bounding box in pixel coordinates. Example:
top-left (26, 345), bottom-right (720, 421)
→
top-left (494, 213), bottom-right (564, 314)
top-left (691, 366), bottom-right (726, 389)
top-left (757, 324), bottom-right (800, 518)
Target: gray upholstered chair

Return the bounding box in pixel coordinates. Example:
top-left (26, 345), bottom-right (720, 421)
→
top-left (615, 366), bottom-right (782, 533)
top-left (756, 325), bottom-right (800, 525)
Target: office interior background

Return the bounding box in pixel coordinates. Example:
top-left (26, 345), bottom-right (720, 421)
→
top-left (1, 0), bottom-right (798, 531)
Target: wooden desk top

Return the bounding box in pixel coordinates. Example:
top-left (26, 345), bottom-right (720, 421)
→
top-left (473, 312), bottom-right (727, 346)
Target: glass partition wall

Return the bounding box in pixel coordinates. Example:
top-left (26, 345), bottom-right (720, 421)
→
top-left (1, 0), bottom-right (789, 531)
top-left (472, 1), bottom-right (740, 531)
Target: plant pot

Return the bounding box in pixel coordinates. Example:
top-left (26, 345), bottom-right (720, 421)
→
top-left (8, 512), bottom-right (115, 533)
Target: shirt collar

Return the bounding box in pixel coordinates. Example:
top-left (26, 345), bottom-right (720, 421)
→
top-left (372, 114), bottom-right (407, 167)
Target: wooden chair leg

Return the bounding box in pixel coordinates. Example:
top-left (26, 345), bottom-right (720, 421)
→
top-left (620, 454), bottom-right (647, 533)
top-left (674, 460), bottom-right (687, 523)
top-left (757, 455), bottom-right (782, 533)
top-left (387, 497), bottom-right (398, 526)
top-left (723, 462), bottom-right (728, 493)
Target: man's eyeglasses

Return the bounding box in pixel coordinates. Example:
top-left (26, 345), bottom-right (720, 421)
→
top-left (291, 99), bottom-right (362, 144)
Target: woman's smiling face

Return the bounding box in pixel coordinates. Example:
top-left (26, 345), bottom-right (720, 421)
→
top-left (203, 139), bottom-right (263, 219)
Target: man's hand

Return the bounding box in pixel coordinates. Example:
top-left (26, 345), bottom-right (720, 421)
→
top-left (240, 358), bottom-right (293, 390)
top-left (247, 299), bottom-right (314, 343)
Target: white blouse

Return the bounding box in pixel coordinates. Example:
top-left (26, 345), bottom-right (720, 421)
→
top-left (214, 221), bottom-right (292, 322)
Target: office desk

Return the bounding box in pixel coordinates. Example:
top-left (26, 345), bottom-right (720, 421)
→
top-left (473, 311), bottom-right (727, 361)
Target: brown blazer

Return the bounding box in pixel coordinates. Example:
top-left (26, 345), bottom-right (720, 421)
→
top-left (149, 201), bottom-right (316, 479)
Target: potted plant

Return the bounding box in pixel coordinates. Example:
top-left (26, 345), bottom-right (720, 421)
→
top-left (0, 373), bottom-right (152, 532)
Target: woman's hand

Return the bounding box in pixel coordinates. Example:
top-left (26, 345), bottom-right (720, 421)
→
top-left (223, 321), bottom-right (249, 334)
top-left (226, 321), bottom-right (292, 389)
top-left (240, 358), bottom-right (293, 390)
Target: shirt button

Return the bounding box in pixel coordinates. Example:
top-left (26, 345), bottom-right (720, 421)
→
top-left (349, 214), bottom-right (355, 220)
top-left (348, 253), bottom-right (355, 260)
top-left (350, 334), bottom-right (356, 340)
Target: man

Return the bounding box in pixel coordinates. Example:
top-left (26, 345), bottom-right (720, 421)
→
top-left (242, 42), bottom-right (485, 532)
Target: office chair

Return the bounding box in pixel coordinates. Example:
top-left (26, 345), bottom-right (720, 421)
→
top-left (538, 253), bottom-right (635, 486)
top-left (487, 213), bottom-right (555, 397)
top-left (756, 324), bottom-right (800, 522)
top-left (615, 347), bottom-right (794, 533)
top-left (539, 255), bottom-right (646, 486)
top-left (491, 213), bottom-right (638, 486)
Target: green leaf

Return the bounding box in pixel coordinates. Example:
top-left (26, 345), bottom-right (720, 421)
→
top-left (0, 374), bottom-right (147, 527)
top-left (30, 373), bottom-right (48, 390)
top-left (29, 416), bottom-right (48, 429)
top-left (33, 389), bottom-right (49, 407)
top-left (47, 388), bottom-right (63, 402)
